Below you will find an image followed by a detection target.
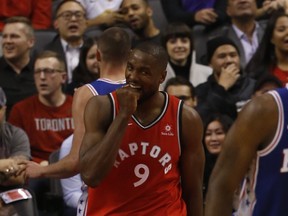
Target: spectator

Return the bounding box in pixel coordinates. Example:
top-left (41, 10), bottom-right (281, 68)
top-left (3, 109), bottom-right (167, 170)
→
top-left (0, 87), bottom-right (32, 216)
top-left (77, 0), bottom-right (125, 28)
top-left (0, 0), bottom-right (52, 31)
top-left (245, 10), bottom-right (288, 84)
top-left (195, 36), bottom-right (255, 121)
top-left (161, 0), bottom-right (228, 29)
top-left (8, 51), bottom-right (74, 214)
top-left (120, 0), bottom-right (161, 47)
top-left (0, 16), bottom-right (37, 118)
top-left (46, 0), bottom-right (87, 83)
top-left (65, 36), bottom-right (99, 95)
top-left (207, 0), bottom-right (266, 69)
top-left (164, 76), bottom-right (197, 107)
top-left (9, 51), bottom-right (73, 164)
top-left (161, 22), bottom-right (212, 89)
top-left (23, 27), bottom-right (131, 215)
top-left (252, 73), bottom-right (283, 97)
top-left (202, 113), bottom-right (233, 201)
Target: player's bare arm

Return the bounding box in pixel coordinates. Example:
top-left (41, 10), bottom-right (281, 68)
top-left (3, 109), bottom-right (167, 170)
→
top-left (80, 86), bottom-right (139, 187)
top-left (205, 93), bottom-right (278, 216)
top-left (180, 104), bottom-right (205, 216)
top-left (25, 85), bottom-right (94, 179)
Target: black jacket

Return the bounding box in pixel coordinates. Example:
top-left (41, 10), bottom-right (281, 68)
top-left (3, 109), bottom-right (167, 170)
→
top-left (195, 74), bottom-right (255, 120)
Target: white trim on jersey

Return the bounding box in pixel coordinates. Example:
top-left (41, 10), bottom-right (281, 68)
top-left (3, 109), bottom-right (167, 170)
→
top-left (258, 91), bottom-right (284, 156)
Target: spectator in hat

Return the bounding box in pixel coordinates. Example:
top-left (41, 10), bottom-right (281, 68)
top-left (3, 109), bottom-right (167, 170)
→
top-left (200, 0), bottom-right (266, 69)
top-left (0, 87), bottom-right (32, 216)
top-left (0, 87), bottom-right (30, 183)
top-left (195, 36), bottom-right (255, 121)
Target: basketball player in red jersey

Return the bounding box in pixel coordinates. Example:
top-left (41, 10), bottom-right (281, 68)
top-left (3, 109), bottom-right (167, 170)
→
top-left (80, 42), bottom-right (205, 216)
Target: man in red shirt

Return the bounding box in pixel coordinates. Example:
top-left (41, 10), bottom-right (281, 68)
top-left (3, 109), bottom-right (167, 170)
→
top-left (8, 50), bottom-right (73, 213)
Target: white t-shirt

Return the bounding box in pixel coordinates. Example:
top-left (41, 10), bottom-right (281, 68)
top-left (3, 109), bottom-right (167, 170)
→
top-left (77, 0), bottom-right (123, 19)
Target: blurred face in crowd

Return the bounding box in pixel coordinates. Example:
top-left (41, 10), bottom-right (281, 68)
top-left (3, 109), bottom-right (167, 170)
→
top-left (227, 0), bottom-right (257, 19)
top-left (0, 104), bottom-right (6, 124)
top-left (204, 120), bottom-right (226, 155)
top-left (271, 16), bottom-right (288, 54)
top-left (54, 1), bottom-right (87, 43)
top-left (2, 22), bottom-right (34, 62)
top-left (86, 44), bottom-right (99, 75)
top-left (166, 84), bottom-right (196, 107)
top-left (253, 82), bottom-right (282, 97)
top-left (34, 57), bottom-right (66, 98)
top-left (209, 45), bottom-right (240, 78)
top-left (121, 0), bottom-right (152, 32)
top-left (166, 37), bottom-right (191, 66)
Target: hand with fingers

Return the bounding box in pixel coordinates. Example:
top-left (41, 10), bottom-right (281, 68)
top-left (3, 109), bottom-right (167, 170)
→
top-left (218, 64), bottom-right (240, 90)
top-left (116, 85), bottom-right (140, 118)
top-left (195, 8), bottom-right (218, 25)
top-left (96, 10), bottom-right (125, 26)
top-left (0, 158), bottom-right (26, 183)
top-left (24, 160), bottom-right (45, 178)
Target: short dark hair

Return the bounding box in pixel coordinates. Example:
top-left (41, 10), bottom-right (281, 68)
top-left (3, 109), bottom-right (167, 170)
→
top-left (4, 16), bottom-right (34, 38)
top-left (161, 22), bottom-right (192, 49)
top-left (134, 42), bottom-right (168, 71)
top-left (253, 74), bottom-right (283, 93)
top-left (36, 50), bottom-right (66, 72)
top-left (164, 76), bottom-right (195, 98)
top-left (55, 0), bottom-right (86, 17)
top-left (98, 27), bottom-right (131, 63)
top-left (120, 0), bottom-right (149, 8)
top-left (204, 113), bottom-right (234, 135)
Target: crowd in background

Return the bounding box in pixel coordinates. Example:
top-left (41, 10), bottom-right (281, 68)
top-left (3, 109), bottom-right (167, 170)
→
top-left (0, 0), bottom-right (287, 215)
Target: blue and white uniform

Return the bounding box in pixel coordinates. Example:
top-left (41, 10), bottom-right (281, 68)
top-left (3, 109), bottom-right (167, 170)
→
top-left (237, 87), bottom-right (288, 216)
top-left (86, 78), bottom-right (126, 96)
top-left (77, 78), bottom-right (126, 216)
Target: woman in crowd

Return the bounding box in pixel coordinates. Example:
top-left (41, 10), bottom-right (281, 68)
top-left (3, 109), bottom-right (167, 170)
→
top-left (202, 113), bottom-right (233, 201)
top-left (245, 9), bottom-right (288, 85)
top-left (160, 22), bottom-right (212, 90)
top-left (65, 36), bottom-right (100, 95)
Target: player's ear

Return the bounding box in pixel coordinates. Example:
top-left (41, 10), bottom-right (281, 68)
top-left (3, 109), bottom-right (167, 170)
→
top-left (159, 70), bottom-right (167, 84)
top-left (96, 49), bottom-right (101, 62)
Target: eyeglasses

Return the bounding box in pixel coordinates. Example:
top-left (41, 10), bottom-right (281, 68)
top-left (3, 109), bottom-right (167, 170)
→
top-left (57, 11), bottom-right (85, 21)
top-left (34, 68), bottom-right (64, 77)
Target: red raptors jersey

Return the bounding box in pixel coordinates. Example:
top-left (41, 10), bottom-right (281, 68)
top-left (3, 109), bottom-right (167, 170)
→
top-left (86, 92), bottom-right (187, 216)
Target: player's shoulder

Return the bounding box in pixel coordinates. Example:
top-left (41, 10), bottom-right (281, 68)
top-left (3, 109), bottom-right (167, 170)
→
top-left (73, 85), bottom-right (94, 105)
top-left (241, 93), bottom-right (276, 117)
top-left (180, 103), bottom-right (203, 134)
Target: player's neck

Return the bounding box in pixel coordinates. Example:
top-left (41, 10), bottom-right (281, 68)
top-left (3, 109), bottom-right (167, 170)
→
top-left (100, 64), bottom-right (126, 81)
top-left (134, 92), bottom-right (164, 125)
